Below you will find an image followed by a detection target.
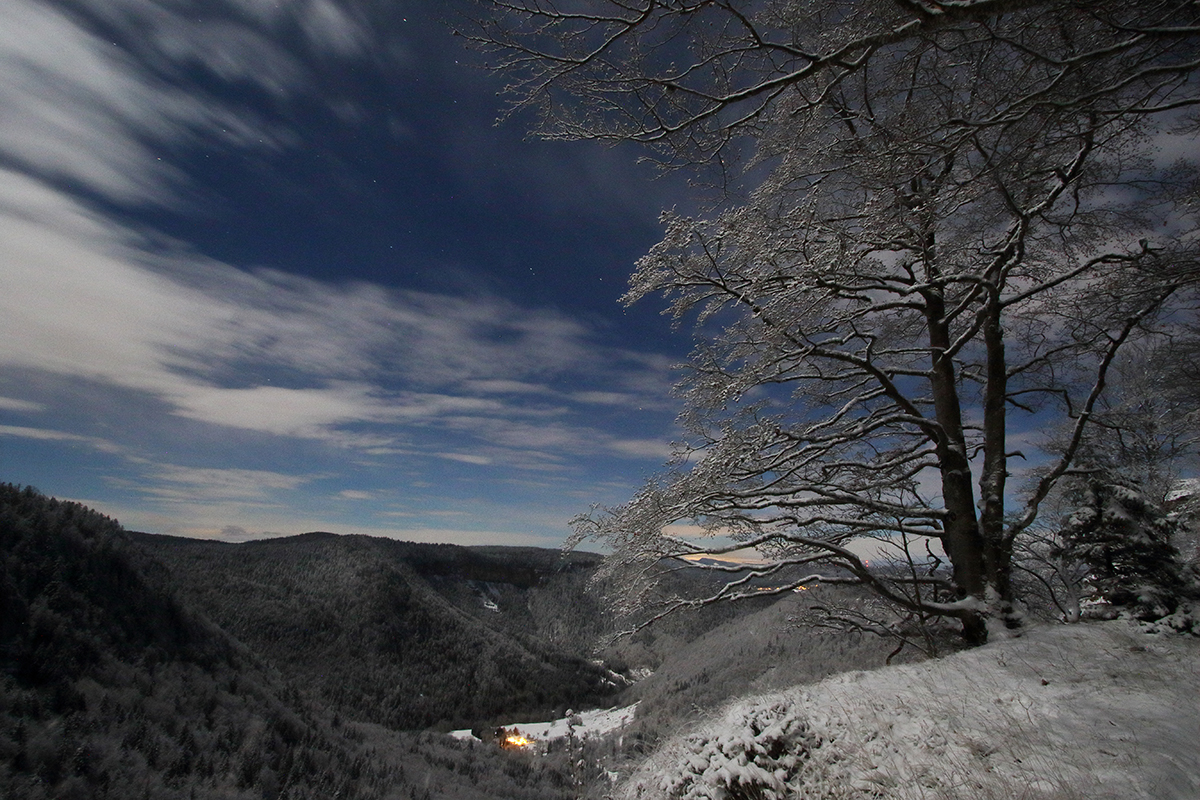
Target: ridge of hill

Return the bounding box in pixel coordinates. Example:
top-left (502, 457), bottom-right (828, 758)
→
top-left (131, 530), bottom-right (619, 730)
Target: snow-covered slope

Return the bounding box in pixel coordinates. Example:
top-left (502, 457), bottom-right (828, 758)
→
top-left (449, 702), bottom-right (640, 745)
top-left (619, 621), bottom-right (1199, 800)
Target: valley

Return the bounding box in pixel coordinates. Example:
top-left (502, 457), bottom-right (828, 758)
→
top-left (0, 484), bottom-right (631, 799)
top-left (132, 531), bottom-right (620, 731)
top-left (4, 483), bottom-right (1196, 800)
top-left (0, 483), bottom-right (826, 799)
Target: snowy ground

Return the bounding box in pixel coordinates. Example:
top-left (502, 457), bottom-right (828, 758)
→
top-left (619, 621), bottom-right (1200, 800)
top-left (448, 702), bottom-right (640, 745)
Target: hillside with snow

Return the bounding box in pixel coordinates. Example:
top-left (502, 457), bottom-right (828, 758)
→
top-left (449, 703), bottom-right (641, 747)
top-left (618, 620), bottom-right (1199, 800)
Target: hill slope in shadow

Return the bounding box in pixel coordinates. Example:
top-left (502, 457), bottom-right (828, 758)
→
top-left (0, 484), bottom-right (406, 799)
top-left (132, 531), bottom-right (620, 730)
top-left (0, 484), bottom-right (623, 800)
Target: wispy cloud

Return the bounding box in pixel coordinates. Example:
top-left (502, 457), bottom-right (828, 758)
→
top-left (0, 1), bottom-right (673, 465)
top-left (0, 397), bottom-right (44, 413)
top-left (0, 0), bottom-right (679, 545)
top-left (607, 438), bottom-right (676, 460)
top-left (436, 453), bottom-right (495, 466)
top-left (170, 383), bottom-right (391, 437)
top-left (0, 0), bottom-right (329, 206)
top-left (0, 423), bottom-right (123, 454)
top-left (141, 464), bottom-right (315, 503)
top-left (0, 174), bottom-right (672, 468)
top-left (464, 380), bottom-right (553, 395)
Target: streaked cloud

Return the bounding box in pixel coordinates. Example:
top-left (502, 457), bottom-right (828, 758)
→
top-left (0, 164), bottom-right (676, 540)
top-left (573, 390), bottom-right (654, 407)
top-left (0, 423), bottom-right (123, 454)
top-left (436, 453), bottom-right (494, 466)
top-left (0, 0), bottom-right (680, 546)
top-left (0, 0), bottom-right (324, 206)
top-left (142, 464), bottom-right (314, 502)
top-left (0, 175), bottom-right (672, 466)
top-left (0, 397), bottom-right (44, 413)
top-left (607, 438), bottom-right (676, 460)
top-left (171, 384), bottom-right (389, 437)
top-left (463, 379), bottom-right (553, 395)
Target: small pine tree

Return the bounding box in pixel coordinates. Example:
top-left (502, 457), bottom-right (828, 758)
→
top-left (1060, 479), bottom-right (1188, 620)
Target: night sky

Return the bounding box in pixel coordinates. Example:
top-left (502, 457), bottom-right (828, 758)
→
top-left (0, 0), bottom-right (696, 546)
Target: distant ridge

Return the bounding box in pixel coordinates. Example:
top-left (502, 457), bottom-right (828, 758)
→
top-left (133, 529), bottom-right (617, 730)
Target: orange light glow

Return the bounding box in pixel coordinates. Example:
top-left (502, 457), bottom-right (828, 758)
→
top-left (504, 734), bottom-right (534, 748)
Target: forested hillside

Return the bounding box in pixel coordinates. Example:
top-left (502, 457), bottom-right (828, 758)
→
top-left (0, 484), bottom-right (629, 800)
top-left (0, 484), bottom-right (406, 799)
top-left (134, 532), bottom-right (621, 730)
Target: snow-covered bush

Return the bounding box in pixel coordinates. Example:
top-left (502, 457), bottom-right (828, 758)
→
top-left (1131, 601), bottom-right (1200, 636)
top-left (634, 699), bottom-right (839, 800)
top-left (656, 700), bottom-right (807, 799)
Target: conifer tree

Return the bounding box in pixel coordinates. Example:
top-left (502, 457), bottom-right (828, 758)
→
top-left (1060, 478), bottom-right (1188, 620)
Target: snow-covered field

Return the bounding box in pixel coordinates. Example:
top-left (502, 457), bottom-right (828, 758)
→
top-left (619, 621), bottom-right (1199, 800)
top-left (448, 702), bottom-right (640, 745)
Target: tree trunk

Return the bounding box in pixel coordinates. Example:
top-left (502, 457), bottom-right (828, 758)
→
top-left (980, 298), bottom-right (1017, 626)
top-left (923, 285), bottom-right (989, 644)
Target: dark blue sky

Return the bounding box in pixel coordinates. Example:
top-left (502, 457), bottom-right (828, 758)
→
top-left (0, 0), bottom-right (695, 545)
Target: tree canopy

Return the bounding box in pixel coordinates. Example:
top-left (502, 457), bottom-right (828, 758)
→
top-left (470, 0), bottom-right (1200, 643)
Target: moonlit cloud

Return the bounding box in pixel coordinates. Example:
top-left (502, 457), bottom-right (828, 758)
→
top-left (170, 384), bottom-right (389, 436)
top-left (0, 398), bottom-right (44, 413)
top-left (437, 453), bottom-right (494, 466)
top-left (464, 380), bottom-right (552, 395)
top-left (0, 167), bottom-right (676, 540)
top-left (0, 1), bottom-right (331, 207)
top-left (145, 464), bottom-right (314, 502)
top-left (298, 0), bottom-right (369, 56)
top-left (0, 180), bottom-right (670, 460)
top-left (0, 424), bottom-right (123, 454)
top-left (0, 0), bottom-right (681, 546)
top-left (0, 177), bottom-right (240, 395)
top-left (572, 390), bottom-right (657, 408)
top-left (0, 1), bottom-right (181, 203)
top-left (607, 438), bottom-right (675, 460)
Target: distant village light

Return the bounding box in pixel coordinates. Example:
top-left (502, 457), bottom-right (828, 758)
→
top-left (498, 728), bottom-right (535, 749)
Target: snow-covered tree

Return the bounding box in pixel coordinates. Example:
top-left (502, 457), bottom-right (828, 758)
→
top-left (1060, 478), bottom-right (1189, 619)
top-left (473, 1), bottom-right (1200, 643)
top-left (1012, 341), bottom-right (1200, 623)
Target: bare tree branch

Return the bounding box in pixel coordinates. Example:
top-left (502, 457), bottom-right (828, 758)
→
top-left (480, 0), bottom-right (1200, 644)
